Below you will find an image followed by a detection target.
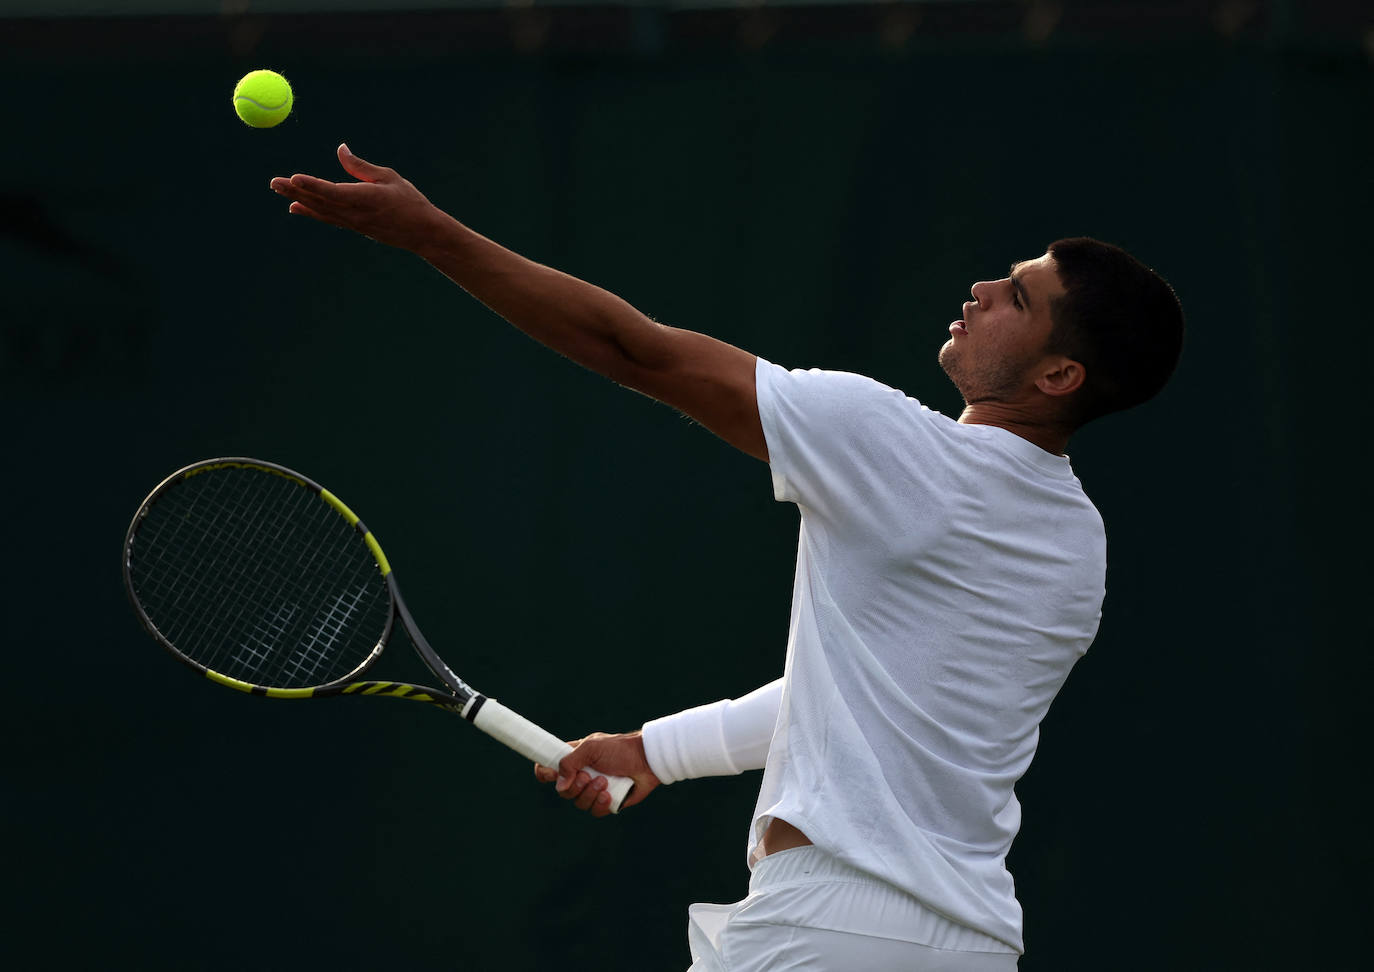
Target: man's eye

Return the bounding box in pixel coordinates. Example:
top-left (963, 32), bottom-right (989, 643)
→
top-left (1012, 291), bottom-right (1022, 309)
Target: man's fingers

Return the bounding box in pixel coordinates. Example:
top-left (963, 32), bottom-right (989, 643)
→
top-left (276, 184), bottom-right (336, 214)
top-left (338, 143), bottom-right (391, 183)
top-left (589, 789), bottom-right (615, 818)
top-left (270, 175), bottom-right (342, 211)
top-left (556, 740), bottom-right (596, 780)
top-left (285, 203), bottom-right (383, 244)
top-left (273, 181), bottom-right (363, 231)
top-left (533, 737), bottom-right (581, 788)
top-left (285, 201), bottom-right (340, 227)
top-left (571, 772), bottom-right (608, 812)
top-left (286, 173), bottom-right (357, 202)
top-left (554, 769), bottom-right (583, 796)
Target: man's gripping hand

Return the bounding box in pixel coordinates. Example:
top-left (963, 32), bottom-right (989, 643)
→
top-left (534, 731), bottom-right (661, 818)
top-left (269, 144), bottom-right (448, 252)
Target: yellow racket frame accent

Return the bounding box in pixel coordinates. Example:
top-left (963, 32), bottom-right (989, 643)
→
top-left (321, 488), bottom-right (392, 576)
top-left (205, 669), bottom-right (318, 698)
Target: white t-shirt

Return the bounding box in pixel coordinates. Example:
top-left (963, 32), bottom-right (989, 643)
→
top-left (648, 359), bottom-right (1106, 953)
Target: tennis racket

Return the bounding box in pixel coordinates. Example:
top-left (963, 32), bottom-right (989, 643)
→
top-left (122, 457), bottom-right (633, 812)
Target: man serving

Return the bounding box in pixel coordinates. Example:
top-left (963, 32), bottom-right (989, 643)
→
top-left (272, 144), bottom-right (1183, 970)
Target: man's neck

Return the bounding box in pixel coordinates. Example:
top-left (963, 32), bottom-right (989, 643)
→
top-left (957, 403), bottom-right (1071, 457)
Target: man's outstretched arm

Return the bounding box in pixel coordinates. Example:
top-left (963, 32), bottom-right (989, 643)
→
top-left (270, 144), bottom-right (767, 461)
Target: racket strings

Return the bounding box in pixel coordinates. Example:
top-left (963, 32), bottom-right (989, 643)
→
top-left (129, 466), bottom-right (391, 688)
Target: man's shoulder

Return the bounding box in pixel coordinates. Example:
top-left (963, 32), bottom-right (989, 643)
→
top-left (759, 360), bottom-right (944, 423)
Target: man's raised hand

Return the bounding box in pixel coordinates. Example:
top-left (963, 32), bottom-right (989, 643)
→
top-left (270, 143), bottom-right (447, 252)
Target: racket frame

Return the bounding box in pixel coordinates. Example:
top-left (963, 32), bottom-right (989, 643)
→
top-left (123, 457), bottom-right (631, 811)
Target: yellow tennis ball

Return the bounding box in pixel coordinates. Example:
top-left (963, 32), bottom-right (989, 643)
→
top-left (232, 69), bottom-right (293, 129)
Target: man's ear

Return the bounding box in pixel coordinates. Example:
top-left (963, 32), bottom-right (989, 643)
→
top-left (1035, 356), bottom-right (1085, 398)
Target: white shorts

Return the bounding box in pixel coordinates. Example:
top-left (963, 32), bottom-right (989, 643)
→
top-left (686, 846), bottom-right (1020, 972)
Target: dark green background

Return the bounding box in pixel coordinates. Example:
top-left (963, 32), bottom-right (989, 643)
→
top-left (4, 4), bottom-right (1369, 969)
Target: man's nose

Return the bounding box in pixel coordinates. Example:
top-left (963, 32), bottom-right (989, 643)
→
top-left (970, 280), bottom-right (991, 306)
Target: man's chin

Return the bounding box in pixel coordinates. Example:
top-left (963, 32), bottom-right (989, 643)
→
top-left (937, 341), bottom-right (960, 382)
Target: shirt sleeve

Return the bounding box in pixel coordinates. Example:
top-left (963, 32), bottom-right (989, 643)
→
top-left (755, 357), bottom-right (928, 520)
top-left (641, 679), bottom-right (783, 784)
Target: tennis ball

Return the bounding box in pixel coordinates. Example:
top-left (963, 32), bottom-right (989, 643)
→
top-left (232, 69), bottom-right (293, 128)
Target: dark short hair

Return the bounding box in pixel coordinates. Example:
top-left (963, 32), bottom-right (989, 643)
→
top-left (1044, 237), bottom-right (1184, 426)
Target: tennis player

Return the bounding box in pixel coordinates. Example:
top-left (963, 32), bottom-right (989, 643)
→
top-left (271, 144), bottom-right (1184, 970)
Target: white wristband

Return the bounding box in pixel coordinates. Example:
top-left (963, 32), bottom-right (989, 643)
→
top-left (642, 678), bottom-right (783, 785)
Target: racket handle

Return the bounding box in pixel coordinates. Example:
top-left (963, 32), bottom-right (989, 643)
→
top-left (470, 698), bottom-right (634, 814)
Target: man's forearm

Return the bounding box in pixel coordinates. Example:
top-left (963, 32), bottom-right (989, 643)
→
top-left (273, 149), bottom-right (768, 459)
top-left (414, 209), bottom-right (673, 388)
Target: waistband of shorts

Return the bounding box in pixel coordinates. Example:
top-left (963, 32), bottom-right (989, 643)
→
top-left (748, 845), bottom-right (1019, 954)
top-left (750, 845), bottom-right (874, 889)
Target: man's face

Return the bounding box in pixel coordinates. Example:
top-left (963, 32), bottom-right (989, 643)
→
top-left (938, 252), bottom-right (1068, 404)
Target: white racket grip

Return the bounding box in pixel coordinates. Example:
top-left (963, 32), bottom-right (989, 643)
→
top-left (471, 698), bottom-right (633, 813)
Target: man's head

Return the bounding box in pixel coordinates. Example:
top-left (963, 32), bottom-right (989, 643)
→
top-left (939, 238), bottom-right (1184, 431)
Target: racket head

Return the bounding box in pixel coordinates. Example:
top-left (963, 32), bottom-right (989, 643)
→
top-left (123, 458), bottom-right (396, 697)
